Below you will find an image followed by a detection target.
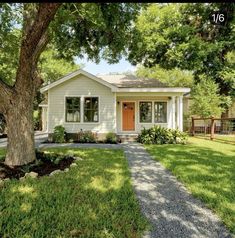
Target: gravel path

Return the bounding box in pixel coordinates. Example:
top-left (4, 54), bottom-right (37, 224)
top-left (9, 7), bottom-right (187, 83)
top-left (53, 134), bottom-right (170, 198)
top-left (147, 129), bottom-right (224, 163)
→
top-left (122, 142), bottom-right (232, 238)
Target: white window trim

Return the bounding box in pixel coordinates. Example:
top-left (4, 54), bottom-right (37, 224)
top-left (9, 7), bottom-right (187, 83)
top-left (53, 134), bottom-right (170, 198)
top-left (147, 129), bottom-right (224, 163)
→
top-left (64, 95), bottom-right (100, 124)
top-left (83, 96), bottom-right (100, 124)
top-left (138, 100), bottom-right (153, 124)
top-left (154, 101), bottom-right (168, 124)
top-left (64, 96), bottom-right (81, 123)
top-left (138, 99), bottom-right (168, 124)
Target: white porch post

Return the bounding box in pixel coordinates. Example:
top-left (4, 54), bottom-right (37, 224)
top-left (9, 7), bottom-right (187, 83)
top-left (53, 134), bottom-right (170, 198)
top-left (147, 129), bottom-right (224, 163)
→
top-left (176, 96), bottom-right (183, 131)
top-left (176, 96), bottom-right (180, 129)
top-left (179, 96), bottom-right (183, 131)
top-left (172, 96), bottom-right (176, 129)
top-left (114, 92), bottom-right (117, 133)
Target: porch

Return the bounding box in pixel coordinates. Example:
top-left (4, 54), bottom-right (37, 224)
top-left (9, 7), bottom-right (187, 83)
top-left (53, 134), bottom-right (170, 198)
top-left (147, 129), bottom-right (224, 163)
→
top-left (115, 93), bottom-right (184, 134)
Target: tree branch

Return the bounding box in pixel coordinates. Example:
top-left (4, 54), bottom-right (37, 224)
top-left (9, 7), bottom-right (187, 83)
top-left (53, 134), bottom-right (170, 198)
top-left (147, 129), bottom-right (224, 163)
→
top-left (15, 3), bottom-right (61, 92)
top-left (0, 79), bottom-right (14, 101)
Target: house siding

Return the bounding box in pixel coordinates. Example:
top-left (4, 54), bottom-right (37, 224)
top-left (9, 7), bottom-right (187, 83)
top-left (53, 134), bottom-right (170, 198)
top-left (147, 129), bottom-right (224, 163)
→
top-left (48, 74), bottom-right (115, 134)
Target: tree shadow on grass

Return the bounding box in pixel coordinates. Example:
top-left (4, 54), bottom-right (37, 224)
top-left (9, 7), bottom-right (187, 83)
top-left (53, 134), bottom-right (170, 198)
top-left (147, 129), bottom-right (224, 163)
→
top-left (0, 148), bottom-right (149, 238)
top-left (145, 143), bottom-right (235, 236)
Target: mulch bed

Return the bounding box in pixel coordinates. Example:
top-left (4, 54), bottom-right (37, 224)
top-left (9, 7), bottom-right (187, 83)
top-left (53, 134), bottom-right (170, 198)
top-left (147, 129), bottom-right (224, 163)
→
top-left (0, 152), bottom-right (75, 180)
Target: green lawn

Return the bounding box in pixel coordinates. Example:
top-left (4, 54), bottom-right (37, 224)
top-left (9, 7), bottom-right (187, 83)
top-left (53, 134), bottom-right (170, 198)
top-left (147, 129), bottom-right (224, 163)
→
top-left (146, 137), bottom-right (235, 234)
top-left (0, 148), bottom-right (148, 237)
top-left (194, 134), bottom-right (235, 144)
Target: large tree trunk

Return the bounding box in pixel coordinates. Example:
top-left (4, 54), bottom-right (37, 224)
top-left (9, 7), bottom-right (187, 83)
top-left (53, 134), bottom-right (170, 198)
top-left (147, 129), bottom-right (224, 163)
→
top-left (4, 95), bottom-right (36, 166)
top-left (0, 3), bottom-right (61, 166)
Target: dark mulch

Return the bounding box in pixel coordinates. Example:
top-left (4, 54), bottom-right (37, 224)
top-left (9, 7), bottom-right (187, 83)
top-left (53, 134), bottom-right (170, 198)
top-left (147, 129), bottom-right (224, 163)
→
top-left (0, 151), bottom-right (75, 180)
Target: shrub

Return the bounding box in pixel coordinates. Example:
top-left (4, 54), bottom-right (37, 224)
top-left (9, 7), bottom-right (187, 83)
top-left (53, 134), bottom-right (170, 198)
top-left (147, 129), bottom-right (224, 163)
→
top-left (77, 130), bottom-right (96, 143)
top-left (53, 125), bottom-right (66, 143)
top-left (137, 125), bottom-right (188, 145)
top-left (105, 132), bottom-right (117, 144)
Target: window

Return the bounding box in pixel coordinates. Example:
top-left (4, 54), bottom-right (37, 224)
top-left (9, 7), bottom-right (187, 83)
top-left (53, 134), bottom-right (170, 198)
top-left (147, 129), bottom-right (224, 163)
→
top-left (84, 97), bottom-right (99, 122)
top-left (66, 97), bottom-right (80, 122)
top-left (139, 102), bottom-right (152, 123)
top-left (154, 102), bottom-right (167, 123)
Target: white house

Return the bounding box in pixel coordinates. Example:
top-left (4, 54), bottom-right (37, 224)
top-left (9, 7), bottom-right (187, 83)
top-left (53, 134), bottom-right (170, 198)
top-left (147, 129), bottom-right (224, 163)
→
top-left (40, 69), bottom-right (190, 139)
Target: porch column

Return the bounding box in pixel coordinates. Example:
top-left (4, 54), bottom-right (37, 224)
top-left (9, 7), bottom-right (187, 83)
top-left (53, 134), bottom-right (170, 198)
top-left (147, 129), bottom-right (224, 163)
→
top-left (114, 92), bottom-right (117, 133)
top-left (172, 96), bottom-right (176, 129)
top-left (177, 96), bottom-right (183, 131)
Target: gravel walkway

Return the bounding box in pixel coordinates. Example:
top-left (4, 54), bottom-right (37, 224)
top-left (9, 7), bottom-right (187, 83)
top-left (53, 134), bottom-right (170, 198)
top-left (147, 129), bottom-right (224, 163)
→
top-left (122, 142), bottom-right (232, 238)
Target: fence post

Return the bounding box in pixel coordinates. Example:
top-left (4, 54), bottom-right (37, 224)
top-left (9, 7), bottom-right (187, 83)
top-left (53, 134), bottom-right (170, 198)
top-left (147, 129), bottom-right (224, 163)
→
top-left (192, 117), bottom-right (195, 136)
top-left (210, 117), bottom-right (215, 140)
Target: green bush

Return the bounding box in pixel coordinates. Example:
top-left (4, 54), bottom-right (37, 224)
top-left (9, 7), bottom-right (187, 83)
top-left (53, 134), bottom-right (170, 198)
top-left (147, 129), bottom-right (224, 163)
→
top-left (105, 132), bottom-right (117, 144)
top-left (137, 125), bottom-right (188, 145)
top-left (77, 130), bottom-right (96, 143)
top-left (53, 125), bottom-right (66, 143)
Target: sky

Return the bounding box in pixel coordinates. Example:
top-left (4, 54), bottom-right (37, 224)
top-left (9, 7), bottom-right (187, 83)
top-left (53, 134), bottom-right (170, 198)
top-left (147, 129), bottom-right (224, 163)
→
top-left (75, 55), bottom-right (136, 76)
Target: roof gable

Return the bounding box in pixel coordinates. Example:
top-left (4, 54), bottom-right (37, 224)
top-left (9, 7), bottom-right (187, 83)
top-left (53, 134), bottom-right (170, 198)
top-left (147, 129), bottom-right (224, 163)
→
top-left (40, 69), bottom-right (117, 93)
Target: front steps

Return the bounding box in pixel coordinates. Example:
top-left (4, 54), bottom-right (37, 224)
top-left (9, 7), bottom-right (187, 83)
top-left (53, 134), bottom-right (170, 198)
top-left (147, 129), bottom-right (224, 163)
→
top-left (117, 134), bottom-right (138, 142)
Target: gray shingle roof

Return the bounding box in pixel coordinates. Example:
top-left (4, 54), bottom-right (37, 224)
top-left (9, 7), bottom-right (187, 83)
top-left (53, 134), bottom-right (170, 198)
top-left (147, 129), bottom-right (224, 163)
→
top-left (97, 74), bottom-right (169, 88)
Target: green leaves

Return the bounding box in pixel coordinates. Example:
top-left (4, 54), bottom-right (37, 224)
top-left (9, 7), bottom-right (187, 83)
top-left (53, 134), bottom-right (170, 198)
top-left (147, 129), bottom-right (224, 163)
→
top-left (51, 3), bottom-right (142, 64)
top-left (38, 48), bottom-right (80, 84)
top-left (128, 3), bottom-right (235, 96)
top-left (136, 65), bottom-right (194, 87)
top-left (190, 77), bottom-right (231, 117)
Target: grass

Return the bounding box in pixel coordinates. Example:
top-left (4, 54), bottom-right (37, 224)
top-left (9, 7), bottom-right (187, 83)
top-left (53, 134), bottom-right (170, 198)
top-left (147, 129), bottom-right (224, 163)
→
top-left (0, 148), bottom-right (5, 162)
top-left (0, 148), bottom-right (148, 237)
top-left (194, 134), bottom-right (235, 144)
top-left (145, 137), bottom-right (235, 234)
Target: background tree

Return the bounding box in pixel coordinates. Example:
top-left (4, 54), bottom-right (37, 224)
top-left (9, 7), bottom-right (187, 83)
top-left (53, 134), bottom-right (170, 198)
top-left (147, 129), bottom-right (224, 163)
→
top-left (0, 3), bottom-right (142, 166)
top-left (190, 77), bottom-right (232, 134)
top-left (128, 3), bottom-right (235, 97)
top-left (190, 78), bottom-right (228, 118)
top-left (39, 47), bottom-right (81, 84)
top-left (136, 65), bottom-right (194, 87)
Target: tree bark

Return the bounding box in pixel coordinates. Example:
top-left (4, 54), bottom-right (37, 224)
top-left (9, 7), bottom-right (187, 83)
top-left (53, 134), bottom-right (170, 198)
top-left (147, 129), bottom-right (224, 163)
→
top-left (1, 3), bottom-right (61, 166)
top-left (4, 95), bottom-right (35, 166)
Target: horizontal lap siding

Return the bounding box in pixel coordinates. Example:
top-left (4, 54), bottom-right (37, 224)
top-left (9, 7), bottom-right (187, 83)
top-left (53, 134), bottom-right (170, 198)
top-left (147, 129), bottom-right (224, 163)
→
top-left (48, 75), bottom-right (115, 133)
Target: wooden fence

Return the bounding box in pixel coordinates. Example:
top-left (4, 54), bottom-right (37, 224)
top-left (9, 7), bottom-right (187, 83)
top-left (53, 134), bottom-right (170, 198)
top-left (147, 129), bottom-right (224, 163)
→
top-left (191, 117), bottom-right (235, 140)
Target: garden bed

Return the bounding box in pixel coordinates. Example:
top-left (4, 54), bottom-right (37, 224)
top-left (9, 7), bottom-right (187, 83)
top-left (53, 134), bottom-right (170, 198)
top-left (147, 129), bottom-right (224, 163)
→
top-left (41, 139), bottom-right (119, 144)
top-left (0, 151), bottom-right (75, 180)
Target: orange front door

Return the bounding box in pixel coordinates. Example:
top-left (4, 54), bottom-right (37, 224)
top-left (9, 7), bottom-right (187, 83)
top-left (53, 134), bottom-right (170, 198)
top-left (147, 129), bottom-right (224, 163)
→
top-left (122, 102), bottom-right (135, 131)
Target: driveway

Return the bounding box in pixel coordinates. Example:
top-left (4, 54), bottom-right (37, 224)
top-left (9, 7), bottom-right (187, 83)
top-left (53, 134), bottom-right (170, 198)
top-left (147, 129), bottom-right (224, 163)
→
top-left (0, 131), bottom-right (48, 148)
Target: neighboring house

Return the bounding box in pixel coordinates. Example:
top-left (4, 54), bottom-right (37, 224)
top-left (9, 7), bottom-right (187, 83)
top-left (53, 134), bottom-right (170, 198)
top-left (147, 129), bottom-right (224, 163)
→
top-left (39, 69), bottom-right (190, 140)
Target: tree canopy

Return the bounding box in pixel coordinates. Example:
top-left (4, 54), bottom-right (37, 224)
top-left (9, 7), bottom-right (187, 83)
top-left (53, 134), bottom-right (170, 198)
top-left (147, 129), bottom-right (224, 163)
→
top-left (0, 3), bottom-right (144, 166)
top-left (128, 3), bottom-right (235, 96)
top-left (136, 65), bottom-right (194, 87)
top-left (190, 77), bottom-right (231, 118)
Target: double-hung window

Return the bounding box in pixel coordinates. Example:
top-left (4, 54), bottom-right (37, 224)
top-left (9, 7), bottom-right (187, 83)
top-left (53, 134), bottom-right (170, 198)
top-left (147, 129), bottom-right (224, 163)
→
top-left (154, 102), bottom-right (167, 123)
top-left (139, 101), bottom-right (167, 123)
top-left (66, 97), bottom-right (80, 122)
top-left (84, 97), bottom-right (99, 122)
top-left (139, 102), bottom-right (152, 123)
